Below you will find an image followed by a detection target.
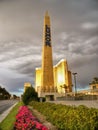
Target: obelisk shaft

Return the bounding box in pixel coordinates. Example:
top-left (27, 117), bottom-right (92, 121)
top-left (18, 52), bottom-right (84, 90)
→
top-left (41, 12), bottom-right (54, 92)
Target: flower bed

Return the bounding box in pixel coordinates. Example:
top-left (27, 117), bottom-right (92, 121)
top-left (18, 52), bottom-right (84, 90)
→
top-left (14, 106), bottom-right (48, 130)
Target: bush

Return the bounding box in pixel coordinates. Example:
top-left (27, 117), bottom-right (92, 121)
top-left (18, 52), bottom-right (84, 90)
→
top-left (22, 87), bottom-right (38, 105)
top-left (29, 101), bottom-right (98, 130)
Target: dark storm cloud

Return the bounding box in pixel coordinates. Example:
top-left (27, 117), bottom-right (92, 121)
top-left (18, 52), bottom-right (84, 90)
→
top-left (0, 0), bottom-right (98, 95)
top-left (0, 40), bottom-right (41, 62)
top-left (4, 77), bottom-right (33, 93)
top-left (11, 60), bottom-right (41, 77)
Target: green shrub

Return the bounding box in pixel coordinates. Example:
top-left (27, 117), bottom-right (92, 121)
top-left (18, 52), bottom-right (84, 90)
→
top-left (22, 87), bottom-right (38, 105)
top-left (29, 101), bottom-right (98, 130)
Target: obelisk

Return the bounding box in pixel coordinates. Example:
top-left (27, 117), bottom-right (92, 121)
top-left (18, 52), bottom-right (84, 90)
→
top-left (41, 12), bottom-right (54, 92)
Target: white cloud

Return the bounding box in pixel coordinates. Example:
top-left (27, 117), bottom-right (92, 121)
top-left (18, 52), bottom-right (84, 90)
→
top-left (81, 22), bottom-right (98, 29)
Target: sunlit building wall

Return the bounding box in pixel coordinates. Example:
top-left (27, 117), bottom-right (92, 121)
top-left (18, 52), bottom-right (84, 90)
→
top-left (24, 82), bottom-right (32, 92)
top-left (89, 83), bottom-right (98, 95)
top-left (35, 68), bottom-right (42, 92)
top-left (90, 83), bottom-right (98, 90)
top-left (53, 59), bottom-right (72, 93)
top-left (35, 59), bottom-right (72, 94)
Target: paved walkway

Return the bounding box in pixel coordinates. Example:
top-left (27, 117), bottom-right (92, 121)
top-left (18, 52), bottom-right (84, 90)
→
top-left (0, 102), bottom-right (18, 123)
top-left (49, 100), bottom-right (98, 108)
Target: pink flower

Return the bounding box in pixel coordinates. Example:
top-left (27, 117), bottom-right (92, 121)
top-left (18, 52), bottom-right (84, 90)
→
top-left (14, 106), bottom-right (49, 130)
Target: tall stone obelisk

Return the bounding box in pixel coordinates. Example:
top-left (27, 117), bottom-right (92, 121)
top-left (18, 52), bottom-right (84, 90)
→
top-left (41, 12), bottom-right (54, 92)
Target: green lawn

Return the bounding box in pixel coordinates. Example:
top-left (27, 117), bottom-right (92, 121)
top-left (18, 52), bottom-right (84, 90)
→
top-left (0, 101), bottom-right (23, 130)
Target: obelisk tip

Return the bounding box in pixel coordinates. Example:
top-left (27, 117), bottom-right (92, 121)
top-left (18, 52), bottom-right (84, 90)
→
top-left (45, 11), bottom-right (49, 16)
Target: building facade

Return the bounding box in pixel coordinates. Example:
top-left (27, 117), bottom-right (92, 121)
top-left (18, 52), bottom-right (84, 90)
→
top-left (24, 82), bottom-right (32, 92)
top-left (53, 59), bottom-right (72, 93)
top-left (89, 77), bottom-right (98, 95)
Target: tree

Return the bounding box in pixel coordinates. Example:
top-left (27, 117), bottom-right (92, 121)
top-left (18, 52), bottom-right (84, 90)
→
top-left (0, 86), bottom-right (11, 100)
top-left (22, 86), bottom-right (38, 105)
top-left (93, 77), bottom-right (98, 83)
top-left (90, 77), bottom-right (98, 84)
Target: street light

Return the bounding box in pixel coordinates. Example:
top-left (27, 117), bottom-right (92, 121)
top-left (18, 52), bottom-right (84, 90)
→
top-left (72, 72), bottom-right (77, 97)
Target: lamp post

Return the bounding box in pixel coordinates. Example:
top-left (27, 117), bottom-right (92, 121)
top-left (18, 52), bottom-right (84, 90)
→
top-left (72, 73), bottom-right (77, 97)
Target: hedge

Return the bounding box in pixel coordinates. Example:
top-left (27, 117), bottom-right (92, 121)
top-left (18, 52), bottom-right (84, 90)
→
top-left (29, 101), bottom-right (98, 130)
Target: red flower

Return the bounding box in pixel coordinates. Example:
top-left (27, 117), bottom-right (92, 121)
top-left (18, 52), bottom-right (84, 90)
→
top-left (14, 106), bottom-right (49, 130)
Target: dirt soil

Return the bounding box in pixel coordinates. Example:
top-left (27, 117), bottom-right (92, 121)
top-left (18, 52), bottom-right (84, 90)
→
top-left (29, 106), bottom-right (58, 130)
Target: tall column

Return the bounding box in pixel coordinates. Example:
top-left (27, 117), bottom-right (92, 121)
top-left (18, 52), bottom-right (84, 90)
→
top-left (41, 11), bottom-right (54, 92)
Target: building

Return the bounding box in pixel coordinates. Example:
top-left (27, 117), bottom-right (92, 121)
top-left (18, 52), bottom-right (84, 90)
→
top-left (89, 77), bottom-right (98, 90)
top-left (35, 12), bottom-right (72, 100)
top-left (89, 77), bottom-right (98, 95)
top-left (53, 59), bottom-right (72, 93)
top-left (24, 82), bottom-right (32, 92)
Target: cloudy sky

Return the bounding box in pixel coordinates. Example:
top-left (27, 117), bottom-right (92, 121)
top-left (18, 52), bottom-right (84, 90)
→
top-left (0, 0), bottom-right (98, 96)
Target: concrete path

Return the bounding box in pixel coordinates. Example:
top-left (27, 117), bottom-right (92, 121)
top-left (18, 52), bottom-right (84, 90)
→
top-left (49, 100), bottom-right (98, 108)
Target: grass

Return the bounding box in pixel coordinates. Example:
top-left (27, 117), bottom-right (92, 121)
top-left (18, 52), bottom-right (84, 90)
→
top-left (0, 101), bottom-right (23, 130)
